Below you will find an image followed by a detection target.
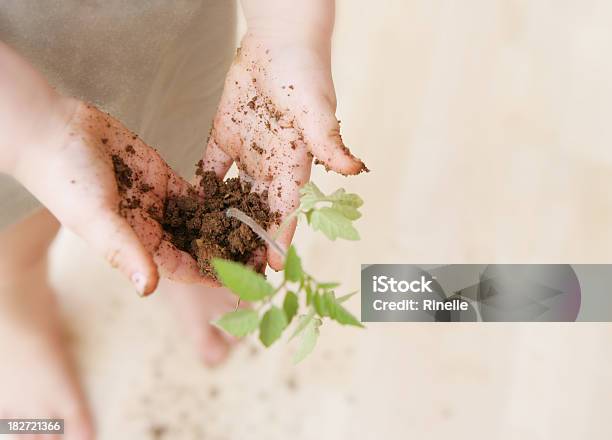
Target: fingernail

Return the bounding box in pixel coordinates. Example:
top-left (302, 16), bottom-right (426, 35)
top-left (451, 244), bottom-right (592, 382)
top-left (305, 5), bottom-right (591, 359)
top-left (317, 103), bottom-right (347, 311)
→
top-left (131, 272), bottom-right (148, 296)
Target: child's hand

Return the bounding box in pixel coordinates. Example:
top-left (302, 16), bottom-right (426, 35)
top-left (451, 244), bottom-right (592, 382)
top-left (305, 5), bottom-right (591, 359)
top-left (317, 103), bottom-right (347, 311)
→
top-left (199, 34), bottom-right (367, 270)
top-left (11, 100), bottom-right (212, 295)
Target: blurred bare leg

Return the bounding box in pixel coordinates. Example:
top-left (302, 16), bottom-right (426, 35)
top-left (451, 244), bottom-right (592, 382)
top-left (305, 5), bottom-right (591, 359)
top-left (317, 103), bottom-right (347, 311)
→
top-left (0, 209), bottom-right (93, 440)
top-left (160, 279), bottom-right (240, 367)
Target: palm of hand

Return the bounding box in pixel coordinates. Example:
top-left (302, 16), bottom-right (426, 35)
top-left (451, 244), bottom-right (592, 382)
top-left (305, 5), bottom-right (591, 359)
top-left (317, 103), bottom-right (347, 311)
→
top-left (200, 36), bottom-right (367, 269)
top-left (17, 103), bottom-right (207, 294)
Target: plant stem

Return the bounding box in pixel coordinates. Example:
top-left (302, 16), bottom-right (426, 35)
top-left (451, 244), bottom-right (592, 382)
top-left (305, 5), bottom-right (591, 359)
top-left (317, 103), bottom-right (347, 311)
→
top-left (226, 207), bottom-right (286, 257)
top-left (226, 207), bottom-right (323, 293)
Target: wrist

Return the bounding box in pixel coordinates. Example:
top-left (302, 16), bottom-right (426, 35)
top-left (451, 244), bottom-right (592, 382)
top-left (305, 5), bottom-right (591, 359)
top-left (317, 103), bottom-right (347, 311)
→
top-left (239, 31), bottom-right (332, 72)
top-left (2, 95), bottom-right (79, 178)
top-left (241, 0), bottom-right (334, 52)
top-left (245, 24), bottom-right (332, 51)
top-left (0, 42), bottom-right (79, 176)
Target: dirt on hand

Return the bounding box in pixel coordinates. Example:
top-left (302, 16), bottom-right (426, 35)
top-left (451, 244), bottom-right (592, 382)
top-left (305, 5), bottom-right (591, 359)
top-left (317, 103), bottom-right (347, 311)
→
top-left (160, 169), bottom-right (277, 278)
top-left (111, 151), bottom-right (277, 279)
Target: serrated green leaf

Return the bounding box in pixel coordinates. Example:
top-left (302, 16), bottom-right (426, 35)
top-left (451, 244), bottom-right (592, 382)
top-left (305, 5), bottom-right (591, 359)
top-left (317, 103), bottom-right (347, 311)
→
top-left (309, 207), bottom-right (360, 241)
top-left (328, 188), bottom-right (363, 206)
top-left (328, 188), bottom-right (345, 199)
top-left (299, 184), bottom-right (363, 223)
top-left (283, 291), bottom-right (299, 324)
top-left (284, 246), bottom-right (303, 282)
top-left (259, 306), bottom-right (288, 347)
top-left (290, 309), bottom-right (315, 340)
top-left (331, 202), bottom-right (362, 220)
top-left (214, 309), bottom-right (259, 337)
top-left (293, 317), bottom-right (322, 363)
top-left (212, 259), bottom-right (274, 301)
top-left (299, 182), bottom-right (325, 211)
top-left (300, 182), bottom-right (325, 198)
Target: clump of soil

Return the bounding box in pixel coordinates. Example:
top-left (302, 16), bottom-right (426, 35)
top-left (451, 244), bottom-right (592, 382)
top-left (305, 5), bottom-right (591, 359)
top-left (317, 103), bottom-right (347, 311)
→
top-left (161, 170), bottom-right (277, 278)
top-left (110, 151), bottom-right (277, 279)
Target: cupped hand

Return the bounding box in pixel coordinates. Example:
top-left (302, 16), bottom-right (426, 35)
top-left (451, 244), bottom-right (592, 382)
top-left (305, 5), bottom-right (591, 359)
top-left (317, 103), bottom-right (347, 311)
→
top-left (13, 100), bottom-right (212, 295)
top-left (199, 34), bottom-right (367, 270)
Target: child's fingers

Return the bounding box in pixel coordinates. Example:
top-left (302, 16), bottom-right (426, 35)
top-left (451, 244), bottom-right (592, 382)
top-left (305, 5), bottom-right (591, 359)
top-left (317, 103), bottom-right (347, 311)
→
top-left (79, 209), bottom-right (159, 296)
top-left (245, 245), bottom-right (267, 274)
top-left (296, 94), bottom-right (367, 176)
top-left (199, 135), bottom-right (233, 182)
top-left (124, 208), bottom-right (213, 285)
top-left (154, 239), bottom-right (219, 285)
top-left (265, 175), bottom-right (301, 271)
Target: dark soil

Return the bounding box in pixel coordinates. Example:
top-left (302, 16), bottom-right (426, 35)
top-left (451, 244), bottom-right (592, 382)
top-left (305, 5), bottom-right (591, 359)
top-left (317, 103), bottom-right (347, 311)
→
top-left (111, 153), bottom-right (276, 279)
top-left (111, 155), bottom-right (133, 191)
top-left (160, 170), bottom-right (277, 278)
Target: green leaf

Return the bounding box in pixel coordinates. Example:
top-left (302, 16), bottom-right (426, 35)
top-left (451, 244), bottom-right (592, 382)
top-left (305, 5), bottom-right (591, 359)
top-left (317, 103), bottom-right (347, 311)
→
top-left (293, 317), bottom-right (322, 363)
top-left (214, 309), bottom-right (259, 338)
top-left (309, 207), bottom-right (360, 241)
top-left (305, 283), bottom-right (314, 306)
top-left (317, 282), bottom-right (340, 290)
top-left (332, 303), bottom-right (363, 327)
top-left (299, 182), bottom-right (325, 211)
top-left (299, 184), bottom-right (363, 223)
top-left (323, 291), bottom-right (364, 328)
top-left (337, 290), bottom-right (358, 303)
top-left (212, 259), bottom-right (274, 301)
top-left (284, 246), bottom-right (303, 282)
top-left (329, 189), bottom-right (363, 207)
top-left (331, 303), bottom-right (364, 328)
top-left (259, 306), bottom-right (288, 347)
top-left (328, 189), bottom-right (364, 220)
top-left (313, 292), bottom-right (330, 317)
top-left (283, 291), bottom-right (299, 324)
top-left (290, 309), bottom-right (316, 340)
top-left (331, 202), bottom-right (362, 220)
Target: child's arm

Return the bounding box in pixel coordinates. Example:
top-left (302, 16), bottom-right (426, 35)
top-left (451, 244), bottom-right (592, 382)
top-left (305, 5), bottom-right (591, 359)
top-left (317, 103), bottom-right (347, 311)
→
top-left (199, 0), bottom-right (367, 270)
top-left (0, 42), bottom-right (210, 295)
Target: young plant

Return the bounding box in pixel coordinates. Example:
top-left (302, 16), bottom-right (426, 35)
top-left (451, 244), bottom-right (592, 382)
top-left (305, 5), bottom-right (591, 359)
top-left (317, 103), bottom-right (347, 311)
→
top-left (212, 182), bottom-right (364, 363)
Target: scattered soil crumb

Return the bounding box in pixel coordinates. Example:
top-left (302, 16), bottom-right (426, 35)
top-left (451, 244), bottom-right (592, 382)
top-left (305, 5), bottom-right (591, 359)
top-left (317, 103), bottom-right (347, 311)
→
top-left (139, 182), bottom-right (153, 192)
top-left (286, 376), bottom-right (298, 392)
top-left (150, 425), bottom-right (167, 440)
top-left (209, 385), bottom-right (220, 399)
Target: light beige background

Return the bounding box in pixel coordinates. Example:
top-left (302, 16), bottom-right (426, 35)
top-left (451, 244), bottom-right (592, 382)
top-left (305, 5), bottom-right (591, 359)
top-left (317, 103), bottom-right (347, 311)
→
top-left (49, 1), bottom-right (612, 438)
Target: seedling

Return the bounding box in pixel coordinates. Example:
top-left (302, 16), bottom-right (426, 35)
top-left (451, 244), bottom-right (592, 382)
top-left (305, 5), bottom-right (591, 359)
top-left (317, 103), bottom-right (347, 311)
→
top-left (212, 182), bottom-right (364, 363)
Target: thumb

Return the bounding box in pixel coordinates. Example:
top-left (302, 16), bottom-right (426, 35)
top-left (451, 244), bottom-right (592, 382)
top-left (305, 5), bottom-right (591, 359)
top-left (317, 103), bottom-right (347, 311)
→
top-left (266, 175), bottom-right (301, 271)
top-left (78, 211), bottom-right (159, 296)
top-left (296, 95), bottom-right (368, 176)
